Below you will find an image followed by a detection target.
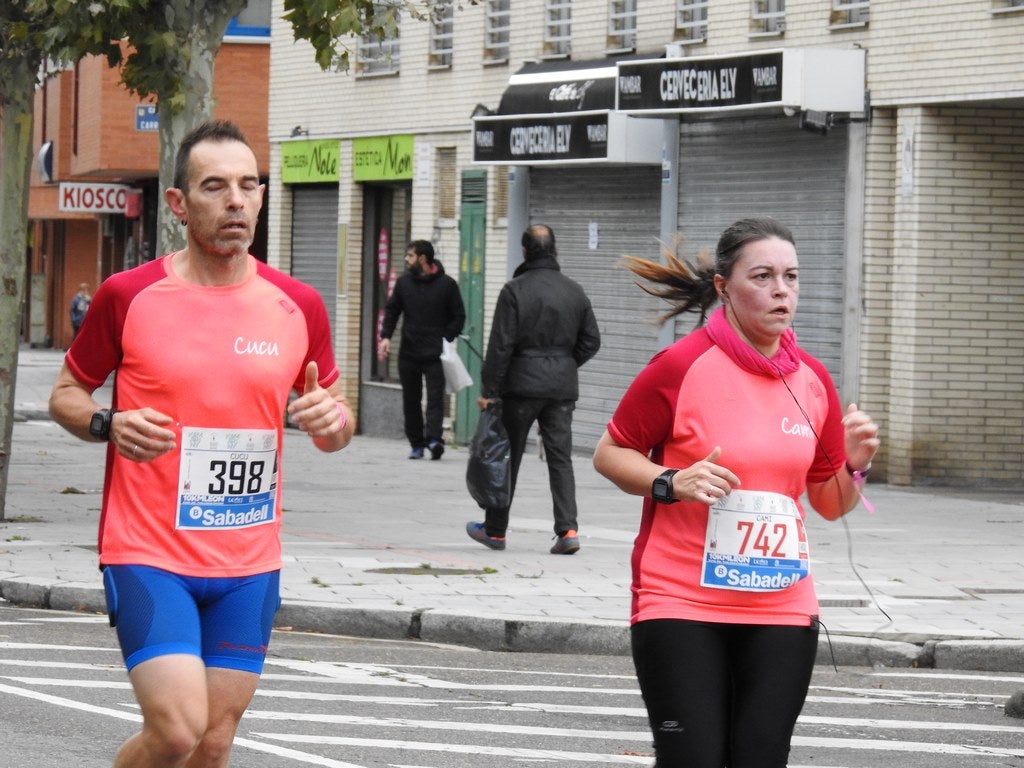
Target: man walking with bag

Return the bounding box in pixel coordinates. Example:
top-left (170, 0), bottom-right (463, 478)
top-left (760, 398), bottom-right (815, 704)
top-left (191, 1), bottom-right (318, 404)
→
top-left (467, 224), bottom-right (600, 554)
top-left (379, 240), bottom-right (465, 460)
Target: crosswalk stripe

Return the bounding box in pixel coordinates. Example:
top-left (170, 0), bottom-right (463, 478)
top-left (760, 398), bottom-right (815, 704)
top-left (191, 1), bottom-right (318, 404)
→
top-left (250, 733), bottom-right (651, 764)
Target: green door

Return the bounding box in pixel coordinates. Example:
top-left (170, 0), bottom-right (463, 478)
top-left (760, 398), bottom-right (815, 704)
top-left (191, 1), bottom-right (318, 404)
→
top-left (456, 170), bottom-right (487, 444)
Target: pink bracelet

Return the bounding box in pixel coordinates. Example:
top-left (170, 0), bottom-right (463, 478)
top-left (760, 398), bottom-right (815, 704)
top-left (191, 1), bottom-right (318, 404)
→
top-left (335, 402), bottom-right (348, 431)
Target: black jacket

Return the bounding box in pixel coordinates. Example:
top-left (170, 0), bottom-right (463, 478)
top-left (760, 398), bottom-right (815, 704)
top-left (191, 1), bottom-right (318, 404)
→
top-left (481, 256), bottom-right (601, 401)
top-left (380, 261), bottom-right (466, 361)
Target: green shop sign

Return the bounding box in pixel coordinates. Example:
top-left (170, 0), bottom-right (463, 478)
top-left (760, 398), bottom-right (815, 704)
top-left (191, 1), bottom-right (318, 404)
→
top-left (281, 140), bottom-right (341, 184)
top-left (353, 134), bottom-right (413, 181)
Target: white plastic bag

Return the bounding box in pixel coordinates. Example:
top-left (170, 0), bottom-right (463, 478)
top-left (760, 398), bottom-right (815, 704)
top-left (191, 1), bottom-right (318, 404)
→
top-left (440, 338), bottom-right (473, 394)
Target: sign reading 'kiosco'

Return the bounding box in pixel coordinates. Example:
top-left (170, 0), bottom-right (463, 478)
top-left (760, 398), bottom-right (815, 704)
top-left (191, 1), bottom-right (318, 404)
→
top-left (58, 182), bottom-right (134, 214)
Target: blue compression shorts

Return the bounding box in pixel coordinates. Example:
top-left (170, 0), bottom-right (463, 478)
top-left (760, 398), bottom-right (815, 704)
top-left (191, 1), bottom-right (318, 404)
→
top-left (102, 564), bottom-right (281, 673)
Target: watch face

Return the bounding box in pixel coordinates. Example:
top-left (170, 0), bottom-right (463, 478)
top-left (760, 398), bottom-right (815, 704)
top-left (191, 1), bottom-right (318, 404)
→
top-left (90, 410), bottom-right (108, 438)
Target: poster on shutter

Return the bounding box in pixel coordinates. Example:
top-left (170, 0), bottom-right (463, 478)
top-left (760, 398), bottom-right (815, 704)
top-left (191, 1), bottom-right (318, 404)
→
top-left (377, 229), bottom-right (389, 282)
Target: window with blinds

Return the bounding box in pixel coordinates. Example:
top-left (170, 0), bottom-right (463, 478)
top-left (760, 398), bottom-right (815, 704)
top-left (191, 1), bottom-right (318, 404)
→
top-left (436, 147), bottom-right (457, 224)
top-left (544, 0), bottom-right (572, 58)
top-left (484, 0), bottom-right (511, 63)
top-left (830, 0), bottom-right (869, 26)
top-left (358, 2), bottom-right (400, 76)
top-left (676, 0), bottom-right (709, 43)
top-left (430, 2), bottom-right (454, 69)
top-left (608, 0), bottom-right (637, 52)
top-left (751, 0), bottom-right (785, 35)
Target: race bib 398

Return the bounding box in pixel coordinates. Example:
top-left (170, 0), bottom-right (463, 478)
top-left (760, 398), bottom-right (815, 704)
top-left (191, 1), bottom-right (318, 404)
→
top-left (176, 427), bottom-right (278, 531)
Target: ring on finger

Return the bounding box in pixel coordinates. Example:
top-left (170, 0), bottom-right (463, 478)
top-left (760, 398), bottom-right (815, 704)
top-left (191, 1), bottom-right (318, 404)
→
top-left (133, 444), bottom-right (139, 457)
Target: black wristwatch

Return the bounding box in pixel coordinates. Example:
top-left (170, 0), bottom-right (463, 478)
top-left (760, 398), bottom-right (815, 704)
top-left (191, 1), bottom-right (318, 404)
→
top-left (651, 469), bottom-right (680, 504)
top-left (89, 408), bottom-right (118, 441)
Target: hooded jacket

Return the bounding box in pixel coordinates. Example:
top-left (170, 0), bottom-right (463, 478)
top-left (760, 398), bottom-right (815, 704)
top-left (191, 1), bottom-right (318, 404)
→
top-left (481, 256), bottom-right (601, 401)
top-left (380, 260), bottom-right (466, 362)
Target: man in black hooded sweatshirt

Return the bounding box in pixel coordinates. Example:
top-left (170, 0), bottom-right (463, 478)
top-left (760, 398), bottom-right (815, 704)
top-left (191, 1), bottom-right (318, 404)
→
top-left (468, 224), bottom-right (601, 554)
top-left (380, 240), bottom-right (465, 460)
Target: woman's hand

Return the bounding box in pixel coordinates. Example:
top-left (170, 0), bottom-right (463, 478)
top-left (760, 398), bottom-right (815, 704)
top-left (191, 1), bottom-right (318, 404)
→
top-left (673, 446), bottom-right (741, 506)
top-left (842, 403), bottom-right (880, 472)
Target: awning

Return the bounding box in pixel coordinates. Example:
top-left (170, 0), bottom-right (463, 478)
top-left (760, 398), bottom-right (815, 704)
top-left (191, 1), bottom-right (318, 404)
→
top-left (473, 57), bottom-right (663, 166)
top-left (495, 59), bottom-right (618, 115)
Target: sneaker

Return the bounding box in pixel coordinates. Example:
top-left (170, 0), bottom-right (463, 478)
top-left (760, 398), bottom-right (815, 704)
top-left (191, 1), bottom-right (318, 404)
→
top-left (408, 447), bottom-right (424, 460)
top-left (550, 530), bottom-right (580, 555)
top-left (428, 440), bottom-right (445, 460)
top-left (466, 521), bottom-right (506, 550)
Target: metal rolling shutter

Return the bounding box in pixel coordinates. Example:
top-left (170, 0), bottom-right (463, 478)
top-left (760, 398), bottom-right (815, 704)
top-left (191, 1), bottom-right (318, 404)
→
top-left (530, 165), bottom-right (664, 451)
top-left (290, 185), bottom-right (338, 333)
top-left (677, 115), bottom-right (848, 380)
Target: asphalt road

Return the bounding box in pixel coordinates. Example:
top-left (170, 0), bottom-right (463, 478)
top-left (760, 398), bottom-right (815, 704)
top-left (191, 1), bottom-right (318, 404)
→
top-left (1, 604), bottom-right (1022, 767)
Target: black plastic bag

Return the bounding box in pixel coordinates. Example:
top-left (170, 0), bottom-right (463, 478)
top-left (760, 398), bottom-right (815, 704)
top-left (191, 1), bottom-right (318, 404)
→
top-left (466, 403), bottom-right (511, 509)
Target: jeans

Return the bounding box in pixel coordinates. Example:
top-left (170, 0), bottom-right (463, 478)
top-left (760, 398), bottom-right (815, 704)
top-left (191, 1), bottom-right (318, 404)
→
top-left (398, 356), bottom-right (445, 448)
top-left (484, 397), bottom-right (578, 537)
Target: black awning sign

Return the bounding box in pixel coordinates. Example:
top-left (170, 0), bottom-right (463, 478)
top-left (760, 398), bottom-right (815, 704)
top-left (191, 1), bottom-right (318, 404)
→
top-left (617, 51), bottom-right (784, 113)
top-left (473, 113), bottom-right (610, 163)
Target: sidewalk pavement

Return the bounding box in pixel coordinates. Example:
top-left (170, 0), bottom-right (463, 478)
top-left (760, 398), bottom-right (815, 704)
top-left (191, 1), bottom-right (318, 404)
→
top-left (3, 347), bottom-right (1023, 672)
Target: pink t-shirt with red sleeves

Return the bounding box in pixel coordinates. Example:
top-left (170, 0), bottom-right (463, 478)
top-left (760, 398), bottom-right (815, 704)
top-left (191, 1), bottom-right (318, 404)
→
top-left (66, 255), bottom-right (339, 578)
top-left (607, 315), bottom-right (846, 627)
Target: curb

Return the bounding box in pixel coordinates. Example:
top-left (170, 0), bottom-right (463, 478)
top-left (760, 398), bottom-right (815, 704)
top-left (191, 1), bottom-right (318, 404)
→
top-left (3, 577), bottom-right (1023, 671)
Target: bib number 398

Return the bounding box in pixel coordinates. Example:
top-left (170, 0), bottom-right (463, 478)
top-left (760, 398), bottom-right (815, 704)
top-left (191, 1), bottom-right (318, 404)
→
top-left (701, 489), bottom-right (809, 592)
top-left (176, 427), bottom-right (278, 531)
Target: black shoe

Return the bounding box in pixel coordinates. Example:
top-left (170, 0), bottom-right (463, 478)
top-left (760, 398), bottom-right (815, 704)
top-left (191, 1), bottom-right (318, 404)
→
top-left (428, 440), bottom-right (445, 460)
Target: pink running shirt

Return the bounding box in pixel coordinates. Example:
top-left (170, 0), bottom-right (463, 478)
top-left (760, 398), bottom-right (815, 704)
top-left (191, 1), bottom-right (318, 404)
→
top-left (607, 319), bottom-right (846, 627)
top-left (66, 255), bottom-right (339, 578)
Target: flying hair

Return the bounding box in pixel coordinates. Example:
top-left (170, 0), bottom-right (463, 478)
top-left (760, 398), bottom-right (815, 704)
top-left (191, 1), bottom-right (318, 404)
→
top-left (619, 236), bottom-right (719, 324)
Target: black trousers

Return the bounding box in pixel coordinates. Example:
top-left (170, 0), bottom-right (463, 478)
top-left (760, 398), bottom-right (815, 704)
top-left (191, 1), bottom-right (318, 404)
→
top-left (483, 397), bottom-right (578, 537)
top-left (631, 618), bottom-right (819, 768)
top-left (398, 356), bottom-right (445, 448)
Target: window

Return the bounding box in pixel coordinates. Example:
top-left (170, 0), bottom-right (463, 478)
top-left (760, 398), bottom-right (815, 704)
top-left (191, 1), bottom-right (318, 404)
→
top-left (830, 0), bottom-right (869, 26)
top-left (992, 0), bottom-right (1024, 11)
top-left (358, 3), bottom-right (400, 76)
top-left (484, 0), bottom-right (511, 62)
top-left (544, 0), bottom-right (572, 58)
top-left (608, 0), bottom-right (637, 52)
top-left (226, 0), bottom-right (271, 39)
top-left (676, 0), bottom-right (709, 43)
top-left (436, 147), bottom-right (457, 223)
top-left (492, 168), bottom-right (508, 227)
top-left (429, 2), bottom-right (454, 69)
top-left (751, 0), bottom-right (785, 35)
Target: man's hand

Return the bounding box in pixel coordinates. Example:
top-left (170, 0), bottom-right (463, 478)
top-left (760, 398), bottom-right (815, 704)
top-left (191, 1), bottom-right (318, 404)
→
top-left (287, 362), bottom-right (354, 451)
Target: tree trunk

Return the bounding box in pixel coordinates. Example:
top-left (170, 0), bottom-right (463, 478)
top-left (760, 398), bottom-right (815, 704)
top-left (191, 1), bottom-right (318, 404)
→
top-left (0, 60), bottom-right (38, 520)
top-left (155, 0), bottom-right (246, 257)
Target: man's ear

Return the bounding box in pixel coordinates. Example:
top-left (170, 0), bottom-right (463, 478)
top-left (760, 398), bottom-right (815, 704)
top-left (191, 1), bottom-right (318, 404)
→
top-left (165, 187), bottom-right (187, 224)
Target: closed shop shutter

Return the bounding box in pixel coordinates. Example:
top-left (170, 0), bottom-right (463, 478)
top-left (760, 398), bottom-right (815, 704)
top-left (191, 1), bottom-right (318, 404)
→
top-left (677, 115), bottom-right (848, 380)
top-left (291, 185), bottom-right (339, 333)
top-left (529, 165), bottom-right (664, 450)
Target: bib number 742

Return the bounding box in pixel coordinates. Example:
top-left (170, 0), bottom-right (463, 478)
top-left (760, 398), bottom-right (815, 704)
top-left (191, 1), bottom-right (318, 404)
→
top-left (735, 520), bottom-right (790, 558)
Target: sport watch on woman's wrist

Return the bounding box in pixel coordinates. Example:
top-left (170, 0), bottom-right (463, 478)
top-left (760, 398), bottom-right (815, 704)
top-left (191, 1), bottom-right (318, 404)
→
top-left (651, 469), bottom-right (680, 504)
top-left (88, 408), bottom-right (118, 441)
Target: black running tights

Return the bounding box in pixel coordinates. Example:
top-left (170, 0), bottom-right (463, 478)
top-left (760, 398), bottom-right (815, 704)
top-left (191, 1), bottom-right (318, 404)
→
top-left (631, 618), bottom-right (819, 768)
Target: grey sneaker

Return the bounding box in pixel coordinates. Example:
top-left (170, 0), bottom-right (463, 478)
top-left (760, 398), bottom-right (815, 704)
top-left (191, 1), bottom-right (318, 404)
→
top-left (466, 521), bottom-right (506, 550)
top-left (550, 530), bottom-right (580, 555)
